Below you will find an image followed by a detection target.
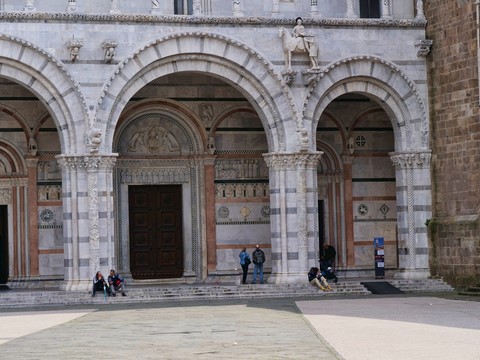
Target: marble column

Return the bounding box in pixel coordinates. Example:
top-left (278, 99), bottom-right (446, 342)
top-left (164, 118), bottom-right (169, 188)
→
top-left (204, 158), bottom-right (216, 271)
top-left (264, 152), bottom-right (322, 284)
top-left (346, 0), bottom-right (358, 18)
top-left (110, 0), bottom-right (120, 14)
top-left (24, 0), bottom-right (35, 11)
top-left (233, 0), bottom-right (243, 17)
top-left (310, 0), bottom-right (320, 17)
top-left (57, 154), bottom-right (117, 291)
top-left (193, 0), bottom-right (202, 15)
top-left (381, 0), bottom-right (392, 19)
top-left (150, 0), bottom-right (161, 14)
top-left (415, 0), bottom-right (425, 20)
top-left (342, 155), bottom-right (355, 266)
top-left (25, 157), bottom-right (39, 277)
top-left (272, 0), bottom-right (279, 17)
top-left (67, 0), bottom-right (76, 12)
top-left (390, 151), bottom-right (432, 279)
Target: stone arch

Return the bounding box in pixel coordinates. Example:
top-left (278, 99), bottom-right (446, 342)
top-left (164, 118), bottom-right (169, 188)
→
top-left (0, 139), bottom-right (27, 175)
top-left (0, 104), bottom-right (31, 145)
top-left (113, 99), bottom-right (207, 154)
top-left (96, 32), bottom-right (299, 154)
top-left (0, 34), bottom-right (89, 154)
top-left (304, 56), bottom-right (428, 152)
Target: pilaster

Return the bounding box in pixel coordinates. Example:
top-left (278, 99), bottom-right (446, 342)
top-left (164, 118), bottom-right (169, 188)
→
top-left (57, 154), bottom-right (118, 291)
top-left (25, 156), bottom-right (39, 277)
top-left (264, 152), bottom-right (322, 284)
top-left (390, 151), bottom-right (432, 279)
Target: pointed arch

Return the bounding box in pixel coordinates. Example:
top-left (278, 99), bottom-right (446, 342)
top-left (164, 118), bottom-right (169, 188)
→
top-left (96, 32), bottom-right (300, 154)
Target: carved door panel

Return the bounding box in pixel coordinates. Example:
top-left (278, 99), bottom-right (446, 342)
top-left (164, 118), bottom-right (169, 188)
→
top-left (0, 205), bottom-right (8, 284)
top-left (129, 185), bottom-right (183, 279)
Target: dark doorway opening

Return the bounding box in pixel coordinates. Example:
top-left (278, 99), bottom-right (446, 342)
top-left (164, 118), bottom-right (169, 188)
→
top-left (0, 205), bottom-right (8, 284)
top-left (360, 0), bottom-right (380, 18)
top-left (318, 200), bottom-right (325, 256)
top-left (129, 185), bottom-right (183, 279)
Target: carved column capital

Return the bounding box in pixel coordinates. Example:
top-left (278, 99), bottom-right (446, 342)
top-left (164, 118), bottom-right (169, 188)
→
top-left (414, 40), bottom-right (433, 57)
top-left (263, 152), bottom-right (323, 170)
top-left (56, 154), bottom-right (118, 171)
top-left (389, 151), bottom-right (432, 169)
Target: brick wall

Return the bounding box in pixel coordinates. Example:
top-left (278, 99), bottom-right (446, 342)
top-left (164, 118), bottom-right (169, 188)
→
top-left (425, 0), bottom-right (480, 286)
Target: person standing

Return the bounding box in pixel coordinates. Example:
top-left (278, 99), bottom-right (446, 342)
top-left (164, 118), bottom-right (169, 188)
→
top-left (239, 247), bottom-right (251, 284)
top-left (108, 269), bottom-right (127, 297)
top-left (251, 244), bottom-right (266, 284)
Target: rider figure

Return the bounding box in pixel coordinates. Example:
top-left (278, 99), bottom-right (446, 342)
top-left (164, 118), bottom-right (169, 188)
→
top-left (292, 17), bottom-right (319, 69)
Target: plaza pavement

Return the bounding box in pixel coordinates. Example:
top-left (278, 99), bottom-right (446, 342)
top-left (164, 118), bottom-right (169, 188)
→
top-left (0, 294), bottom-right (478, 359)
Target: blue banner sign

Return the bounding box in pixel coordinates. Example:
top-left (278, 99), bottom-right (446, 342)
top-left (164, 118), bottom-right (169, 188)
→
top-left (374, 237), bottom-right (385, 278)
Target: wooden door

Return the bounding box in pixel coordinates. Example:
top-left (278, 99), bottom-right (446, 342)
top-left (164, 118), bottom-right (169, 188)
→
top-left (0, 205), bottom-right (8, 284)
top-left (129, 185), bottom-right (183, 279)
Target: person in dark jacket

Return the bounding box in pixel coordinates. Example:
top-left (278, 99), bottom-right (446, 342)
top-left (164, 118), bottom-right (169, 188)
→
top-left (308, 267), bottom-right (331, 291)
top-left (320, 243), bottom-right (336, 269)
top-left (239, 247), bottom-right (251, 284)
top-left (92, 271), bottom-right (112, 297)
top-left (108, 269), bottom-right (127, 296)
top-left (251, 244), bottom-right (266, 284)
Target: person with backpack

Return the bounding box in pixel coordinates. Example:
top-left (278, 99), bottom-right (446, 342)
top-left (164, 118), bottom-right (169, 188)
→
top-left (239, 247), bottom-right (251, 284)
top-left (308, 267), bottom-right (331, 291)
top-left (251, 244), bottom-right (266, 284)
top-left (108, 269), bottom-right (127, 297)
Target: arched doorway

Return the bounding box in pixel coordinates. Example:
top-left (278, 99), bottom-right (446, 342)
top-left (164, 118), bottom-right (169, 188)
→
top-left (317, 94), bottom-right (397, 275)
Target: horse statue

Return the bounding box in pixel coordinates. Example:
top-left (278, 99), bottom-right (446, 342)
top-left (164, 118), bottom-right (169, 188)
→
top-left (279, 27), bottom-right (319, 71)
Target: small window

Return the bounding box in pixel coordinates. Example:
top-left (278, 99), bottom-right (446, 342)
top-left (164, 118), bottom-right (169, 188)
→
top-left (174, 0), bottom-right (193, 15)
top-left (360, 0), bottom-right (380, 18)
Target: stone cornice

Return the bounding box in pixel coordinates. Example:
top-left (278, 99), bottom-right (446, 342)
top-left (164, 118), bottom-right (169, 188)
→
top-left (0, 12), bottom-right (427, 28)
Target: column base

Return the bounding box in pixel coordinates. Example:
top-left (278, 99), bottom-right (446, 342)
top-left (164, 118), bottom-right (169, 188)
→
top-left (394, 269), bottom-right (431, 280)
top-left (267, 272), bottom-right (306, 284)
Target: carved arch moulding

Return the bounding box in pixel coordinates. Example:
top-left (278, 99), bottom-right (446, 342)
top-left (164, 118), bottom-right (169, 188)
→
top-left (95, 32), bottom-right (306, 154)
top-left (0, 34), bottom-right (90, 153)
top-left (303, 55), bottom-right (428, 151)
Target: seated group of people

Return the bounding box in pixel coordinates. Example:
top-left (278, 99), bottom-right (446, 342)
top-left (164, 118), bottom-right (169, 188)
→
top-left (92, 269), bottom-right (127, 297)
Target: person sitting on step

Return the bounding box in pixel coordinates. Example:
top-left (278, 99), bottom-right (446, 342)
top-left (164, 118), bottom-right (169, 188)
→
top-left (108, 269), bottom-right (127, 297)
top-left (92, 271), bottom-right (112, 297)
top-left (308, 267), bottom-right (331, 291)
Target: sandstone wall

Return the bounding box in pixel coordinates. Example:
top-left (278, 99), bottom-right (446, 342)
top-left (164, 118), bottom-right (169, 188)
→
top-left (426, 0), bottom-right (480, 285)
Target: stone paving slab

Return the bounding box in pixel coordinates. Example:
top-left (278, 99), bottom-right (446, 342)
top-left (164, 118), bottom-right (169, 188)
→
top-left (0, 298), bottom-right (342, 360)
top-left (297, 296), bottom-right (480, 360)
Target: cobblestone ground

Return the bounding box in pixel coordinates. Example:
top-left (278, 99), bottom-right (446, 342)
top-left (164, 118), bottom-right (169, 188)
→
top-left (0, 298), bottom-right (342, 360)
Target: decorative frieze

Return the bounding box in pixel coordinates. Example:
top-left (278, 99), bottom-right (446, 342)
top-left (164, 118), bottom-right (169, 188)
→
top-left (38, 185), bottom-right (62, 201)
top-left (0, 12), bottom-right (428, 27)
top-left (118, 167), bottom-right (190, 184)
top-left (215, 159), bottom-right (268, 179)
top-left (215, 183), bottom-right (269, 198)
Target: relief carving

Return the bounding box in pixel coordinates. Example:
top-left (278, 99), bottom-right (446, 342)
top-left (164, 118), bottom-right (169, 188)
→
top-left (128, 126), bottom-right (180, 154)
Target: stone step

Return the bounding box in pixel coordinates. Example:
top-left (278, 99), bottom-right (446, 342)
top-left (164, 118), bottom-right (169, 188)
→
top-left (0, 279), bottom-right (454, 309)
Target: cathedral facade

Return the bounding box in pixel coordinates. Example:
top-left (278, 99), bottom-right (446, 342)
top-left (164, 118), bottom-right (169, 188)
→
top-left (0, 0), bottom-right (434, 290)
